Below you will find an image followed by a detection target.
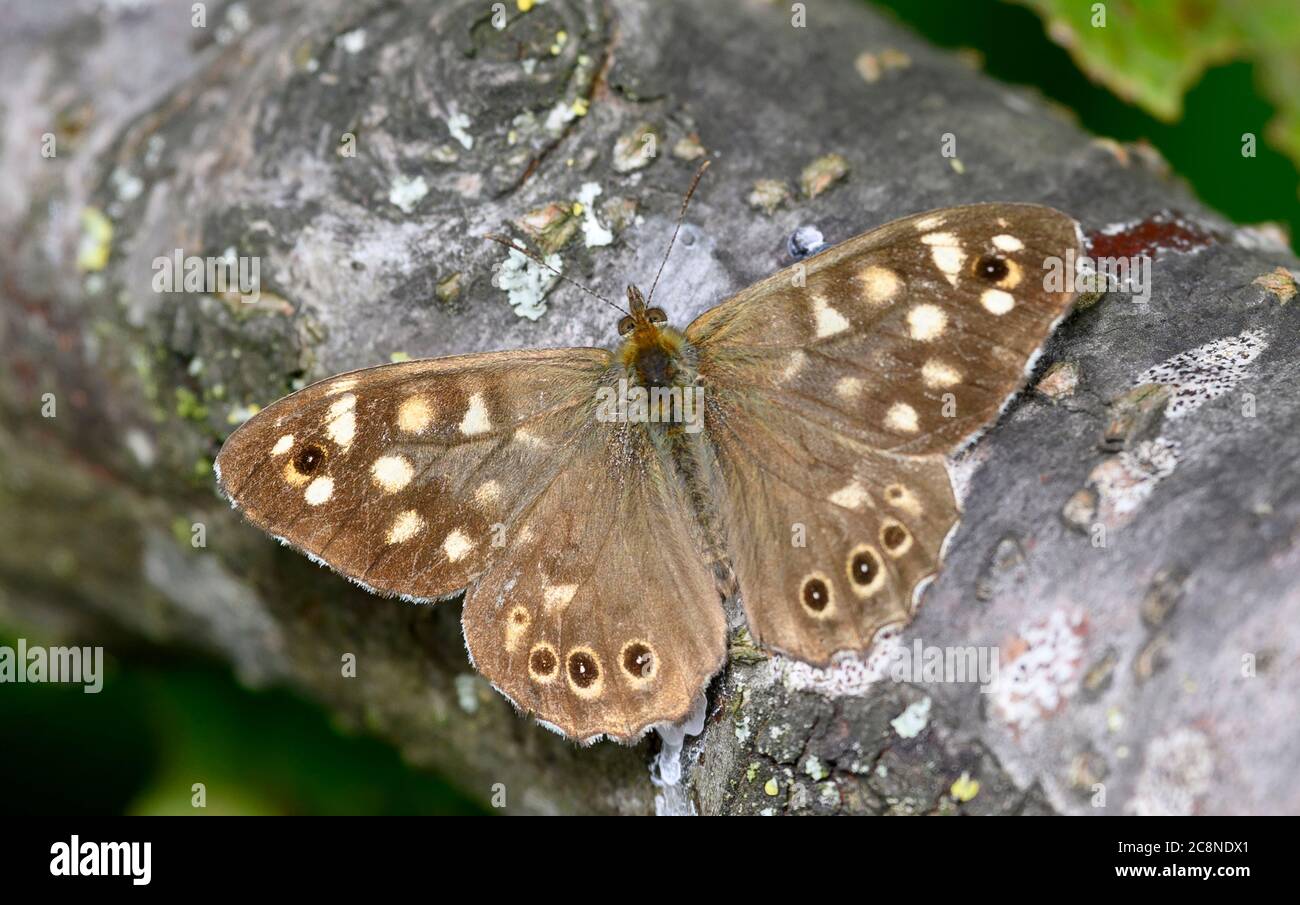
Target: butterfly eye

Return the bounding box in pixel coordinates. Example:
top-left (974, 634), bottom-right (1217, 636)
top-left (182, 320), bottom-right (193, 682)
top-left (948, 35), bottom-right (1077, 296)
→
top-left (617, 315), bottom-right (636, 336)
top-left (646, 307), bottom-right (668, 325)
top-left (801, 575), bottom-right (831, 613)
top-left (850, 549), bottom-right (879, 585)
top-left (975, 254), bottom-right (1010, 283)
top-left (621, 641), bottom-right (656, 679)
top-left (293, 443), bottom-right (327, 475)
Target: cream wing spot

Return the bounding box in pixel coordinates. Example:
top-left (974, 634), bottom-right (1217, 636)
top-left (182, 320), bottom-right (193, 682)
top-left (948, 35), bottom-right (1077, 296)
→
top-left (304, 476), bottom-right (334, 506)
top-left (397, 396), bottom-right (433, 433)
top-left (829, 480), bottom-right (871, 510)
top-left (885, 484), bottom-right (924, 517)
top-left (992, 234), bottom-right (1024, 252)
top-left (386, 510), bottom-right (425, 544)
top-left (543, 583), bottom-right (578, 613)
top-left (835, 376), bottom-right (865, 400)
top-left (513, 429), bottom-right (547, 449)
top-left (914, 215), bottom-right (945, 231)
top-left (921, 359), bottom-right (962, 389)
top-left (474, 480), bottom-right (501, 506)
top-left (371, 454), bottom-right (413, 492)
top-left (858, 265), bottom-right (901, 305)
top-left (328, 412), bottom-right (356, 447)
top-left (907, 303), bottom-right (947, 341)
top-left (981, 288), bottom-right (1015, 315)
top-left (442, 528), bottom-right (475, 562)
top-left (326, 394), bottom-right (357, 447)
top-left (885, 401), bottom-right (920, 434)
top-left (922, 232), bottom-right (966, 285)
top-left (271, 434), bottom-right (294, 456)
top-left (459, 393), bottom-right (491, 436)
top-left (812, 294), bottom-right (851, 338)
top-left (505, 606), bottom-right (531, 653)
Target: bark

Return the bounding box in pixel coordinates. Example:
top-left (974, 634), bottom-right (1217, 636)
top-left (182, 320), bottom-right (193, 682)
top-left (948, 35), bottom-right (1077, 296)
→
top-left (2, 0), bottom-right (1298, 815)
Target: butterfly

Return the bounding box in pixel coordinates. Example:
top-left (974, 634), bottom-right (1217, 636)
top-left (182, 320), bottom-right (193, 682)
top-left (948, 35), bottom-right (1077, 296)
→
top-left (215, 178), bottom-right (1082, 744)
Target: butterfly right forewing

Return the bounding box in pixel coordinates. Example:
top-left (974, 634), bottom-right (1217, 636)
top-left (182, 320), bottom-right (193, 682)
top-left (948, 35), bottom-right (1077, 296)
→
top-left (689, 204), bottom-right (1082, 453)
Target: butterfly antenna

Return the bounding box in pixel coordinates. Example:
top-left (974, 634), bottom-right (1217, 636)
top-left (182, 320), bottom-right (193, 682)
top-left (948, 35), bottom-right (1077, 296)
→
top-left (646, 160), bottom-right (710, 304)
top-left (484, 233), bottom-right (628, 316)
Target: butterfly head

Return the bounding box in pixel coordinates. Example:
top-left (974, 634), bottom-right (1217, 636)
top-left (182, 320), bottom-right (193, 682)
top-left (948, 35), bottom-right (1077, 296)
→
top-left (617, 285), bottom-right (686, 385)
top-left (617, 285), bottom-right (669, 338)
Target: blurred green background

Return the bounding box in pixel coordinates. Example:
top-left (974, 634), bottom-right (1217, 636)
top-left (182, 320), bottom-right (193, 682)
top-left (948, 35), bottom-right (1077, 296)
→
top-left (3, 0), bottom-right (1297, 817)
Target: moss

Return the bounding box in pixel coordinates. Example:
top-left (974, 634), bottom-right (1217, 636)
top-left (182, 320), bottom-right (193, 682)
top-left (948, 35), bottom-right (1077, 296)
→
top-left (174, 387), bottom-right (209, 421)
top-left (728, 627), bottom-right (767, 665)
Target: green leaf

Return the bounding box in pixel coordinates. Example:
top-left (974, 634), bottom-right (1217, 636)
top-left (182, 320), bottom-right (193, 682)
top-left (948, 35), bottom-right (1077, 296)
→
top-left (1014, 0), bottom-right (1300, 167)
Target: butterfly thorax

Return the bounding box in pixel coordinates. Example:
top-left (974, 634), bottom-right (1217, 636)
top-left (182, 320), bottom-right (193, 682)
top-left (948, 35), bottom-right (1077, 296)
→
top-left (619, 324), bottom-right (688, 388)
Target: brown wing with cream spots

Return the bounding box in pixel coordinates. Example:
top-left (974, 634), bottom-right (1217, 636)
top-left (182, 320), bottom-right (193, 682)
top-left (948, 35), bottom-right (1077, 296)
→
top-left (215, 349), bottom-right (613, 601)
top-left (687, 203), bottom-right (1081, 664)
top-left (462, 419), bottom-right (725, 743)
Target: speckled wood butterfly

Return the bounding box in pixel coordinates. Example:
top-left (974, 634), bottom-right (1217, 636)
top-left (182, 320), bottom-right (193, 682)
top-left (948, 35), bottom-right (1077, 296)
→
top-left (215, 194), bottom-right (1081, 743)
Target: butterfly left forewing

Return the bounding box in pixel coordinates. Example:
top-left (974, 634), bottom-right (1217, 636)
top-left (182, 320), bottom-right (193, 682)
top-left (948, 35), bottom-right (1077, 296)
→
top-left (215, 349), bottom-right (610, 600)
top-left (687, 203), bottom-right (1081, 664)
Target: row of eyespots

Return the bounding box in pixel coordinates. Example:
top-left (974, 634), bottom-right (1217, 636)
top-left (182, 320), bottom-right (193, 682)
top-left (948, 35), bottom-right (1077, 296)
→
top-left (799, 521), bottom-right (915, 617)
top-left (525, 639), bottom-right (659, 697)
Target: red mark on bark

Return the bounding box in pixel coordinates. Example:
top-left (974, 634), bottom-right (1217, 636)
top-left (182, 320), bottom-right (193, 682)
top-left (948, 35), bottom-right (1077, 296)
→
top-left (1086, 211), bottom-right (1216, 260)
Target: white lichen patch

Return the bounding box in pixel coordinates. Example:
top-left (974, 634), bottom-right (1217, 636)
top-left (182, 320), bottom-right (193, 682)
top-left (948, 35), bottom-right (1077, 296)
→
top-left (337, 28), bottom-right (367, 54)
top-left (492, 247), bottom-right (561, 320)
top-left (542, 101), bottom-right (577, 133)
top-left (1088, 438), bottom-right (1180, 527)
top-left (454, 673), bottom-right (480, 714)
top-left (1130, 727), bottom-right (1214, 816)
top-left (1133, 328), bottom-right (1268, 419)
top-left (777, 627), bottom-right (902, 697)
top-left (890, 696), bottom-right (932, 739)
top-left (446, 112), bottom-right (474, 150)
top-left (388, 174), bottom-right (429, 214)
top-left (124, 428), bottom-right (156, 468)
top-left (803, 755), bottom-right (829, 781)
top-left (991, 609), bottom-right (1087, 733)
top-left (575, 182), bottom-right (613, 247)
